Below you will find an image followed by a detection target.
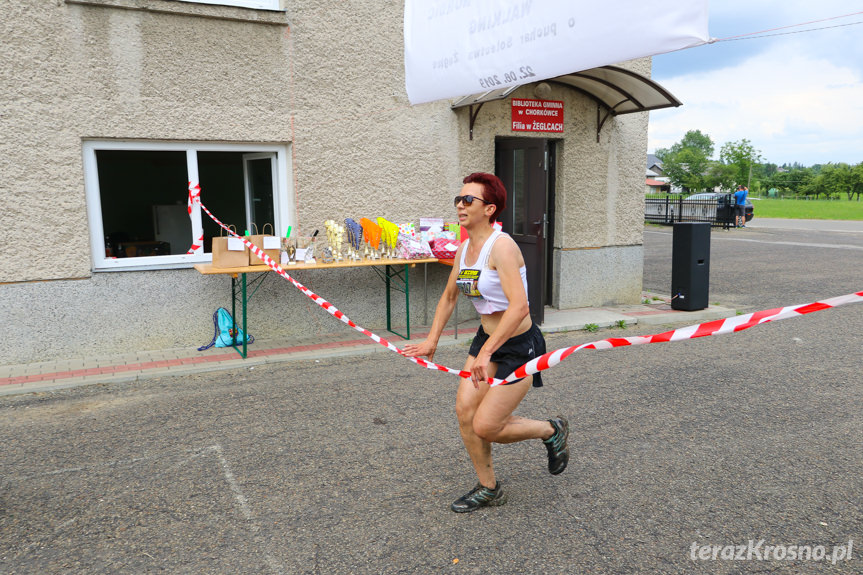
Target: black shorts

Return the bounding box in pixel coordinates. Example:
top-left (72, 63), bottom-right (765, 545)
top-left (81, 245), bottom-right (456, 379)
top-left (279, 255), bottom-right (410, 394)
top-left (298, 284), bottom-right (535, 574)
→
top-left (468, 323), bottom-right (546, 387)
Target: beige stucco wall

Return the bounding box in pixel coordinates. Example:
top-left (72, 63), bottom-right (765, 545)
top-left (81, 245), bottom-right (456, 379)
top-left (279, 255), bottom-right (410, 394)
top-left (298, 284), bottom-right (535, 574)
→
top-left (451, 57), bottom-right (651, 307)
top-left (0, 0), bottom-right (653, 364)
top-left (1, 0), bottom-right (464, 283)
top-left (2, 1), bottom-right (293, 281)
top-left (280, 1), bottom-right (464, 231)
top-left (453, 58), bottom-right (650, 251)
top-left (0, 0), bottom-right (467, 365)
top-left (552, 58), bottom-right (650, 307)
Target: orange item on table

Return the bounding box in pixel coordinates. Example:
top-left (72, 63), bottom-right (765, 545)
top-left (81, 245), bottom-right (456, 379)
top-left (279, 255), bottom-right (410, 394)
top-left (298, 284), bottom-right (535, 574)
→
top-left (359, 218), bottom-right (381, 250)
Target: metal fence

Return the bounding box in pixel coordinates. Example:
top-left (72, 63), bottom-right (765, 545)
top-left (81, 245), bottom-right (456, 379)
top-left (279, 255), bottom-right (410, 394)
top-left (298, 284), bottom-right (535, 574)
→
top-left (644, 195), bottom-right (735, 229)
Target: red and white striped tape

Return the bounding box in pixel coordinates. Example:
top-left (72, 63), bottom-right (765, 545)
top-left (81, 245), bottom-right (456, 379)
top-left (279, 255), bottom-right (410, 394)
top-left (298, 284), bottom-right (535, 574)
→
top-left (186, 233), bottom-right (204, 255)
top-left (190, 187), bottom-right (863, 386)
top-left (186, 183), bottom-right (204, 254)
top-left (191, 191), bottom-right (471, 381)
top-left (187, 183), bottom-right (201, 215)
top-left (502, 292), bottom-right (863, 384)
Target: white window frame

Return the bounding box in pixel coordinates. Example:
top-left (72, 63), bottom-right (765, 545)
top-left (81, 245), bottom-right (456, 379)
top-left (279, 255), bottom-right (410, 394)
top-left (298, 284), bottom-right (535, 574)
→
top-left (174, 0), bottom-right (281, 11)
top-left (83, 140), bottom-right (293, 272)
top-left (242, 152), bottom-right (278, 232)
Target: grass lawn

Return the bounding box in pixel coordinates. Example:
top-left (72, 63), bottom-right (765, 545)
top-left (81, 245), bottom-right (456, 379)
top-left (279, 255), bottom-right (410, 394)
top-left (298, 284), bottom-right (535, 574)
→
top-left (752, 198), bottom-right (863, 220)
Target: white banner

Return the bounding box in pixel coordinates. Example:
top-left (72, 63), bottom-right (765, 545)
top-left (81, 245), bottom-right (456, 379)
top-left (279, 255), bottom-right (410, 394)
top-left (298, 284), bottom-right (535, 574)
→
top-left (404, 0), bottom-right (709, 105)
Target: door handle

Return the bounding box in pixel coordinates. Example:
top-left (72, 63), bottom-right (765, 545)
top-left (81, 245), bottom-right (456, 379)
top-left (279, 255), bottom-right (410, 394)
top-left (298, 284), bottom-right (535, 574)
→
top-left (533, 213), bottom-right (548, 239)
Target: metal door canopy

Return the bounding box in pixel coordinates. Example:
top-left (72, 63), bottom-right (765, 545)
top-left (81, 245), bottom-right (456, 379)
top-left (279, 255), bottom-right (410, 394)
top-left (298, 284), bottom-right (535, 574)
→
top-left (451, 66), bottom-right (681, 141)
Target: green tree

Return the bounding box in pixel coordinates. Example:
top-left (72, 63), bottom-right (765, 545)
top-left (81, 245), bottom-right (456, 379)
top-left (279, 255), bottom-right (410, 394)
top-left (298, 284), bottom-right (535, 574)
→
top-left (676, 130), bottom-right (715, 157)
top-left (719, 139), bottom-right (762, 188)
top-left (760, 162), bottom-right (862, 199)
top-left (803, 172), bottom-right (827, 199)
top-left (852, 163), bottom-right (863, 201)
top-left (813, 163), bottom-right (863, 200)
top-left (752, 162), bottom-right (778, 194)
top-left (655, 130), bottom-right (716, 193)
top-left (705, 162), bottom-right (738, 191)
top-left (763, 167), bottom-right (813, 197)
top-left (756, 162), bottom-right (778, 179)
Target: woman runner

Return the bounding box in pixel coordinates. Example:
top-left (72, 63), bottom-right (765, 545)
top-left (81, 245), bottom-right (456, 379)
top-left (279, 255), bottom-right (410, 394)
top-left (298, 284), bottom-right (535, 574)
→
top-left (404, 172), bottom-right (569, 513)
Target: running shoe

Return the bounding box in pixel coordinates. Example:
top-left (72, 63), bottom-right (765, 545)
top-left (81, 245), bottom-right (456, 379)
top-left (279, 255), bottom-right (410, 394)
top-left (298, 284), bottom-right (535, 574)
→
top-left (544, 416), bottom-right (569, 475)
top-left (450, 481), bottom-right (507, 513)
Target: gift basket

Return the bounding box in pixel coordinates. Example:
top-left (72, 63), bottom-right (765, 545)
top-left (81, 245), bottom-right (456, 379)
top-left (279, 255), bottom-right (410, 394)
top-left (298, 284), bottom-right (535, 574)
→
top-left (396, 232), bottom-right (434, 260)
top-left (430, 237), bottom-right (461, 259)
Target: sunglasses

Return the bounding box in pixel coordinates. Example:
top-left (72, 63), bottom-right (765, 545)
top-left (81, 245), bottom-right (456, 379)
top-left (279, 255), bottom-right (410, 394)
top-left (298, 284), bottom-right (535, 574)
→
top-left (454, 194), bottom-right (490, 207)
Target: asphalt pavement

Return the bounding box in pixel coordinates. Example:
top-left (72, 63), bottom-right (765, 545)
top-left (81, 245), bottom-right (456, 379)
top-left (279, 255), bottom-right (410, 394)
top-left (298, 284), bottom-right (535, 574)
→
top-left (2, 220), bottom-right (862, 574)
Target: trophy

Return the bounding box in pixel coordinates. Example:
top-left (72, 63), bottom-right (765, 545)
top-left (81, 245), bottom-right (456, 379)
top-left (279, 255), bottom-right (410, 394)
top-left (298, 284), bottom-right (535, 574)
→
top-left (360, 217), bottom-right (382, 260)
top-left (324, 220), bottom-right (345, 262)
top-left (378, 217), bottom-right (398, 259)
top-left (337, 224), bottom-right (346, 261)
top-left (344, 219), bottom-right (354, 260)
top-left (345, 218), bottom-right (363, 260)
top-left (282, 236), bottom-right (297, 265)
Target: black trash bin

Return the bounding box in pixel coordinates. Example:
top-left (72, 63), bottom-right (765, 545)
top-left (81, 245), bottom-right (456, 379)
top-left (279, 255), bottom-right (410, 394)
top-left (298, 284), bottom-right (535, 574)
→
top-left (671, 222), bottom-right (710, 311)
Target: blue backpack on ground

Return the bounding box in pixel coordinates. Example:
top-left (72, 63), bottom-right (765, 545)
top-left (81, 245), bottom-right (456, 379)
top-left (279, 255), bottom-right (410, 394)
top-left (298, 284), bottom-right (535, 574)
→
top-left (198, 307), bottom-right (254, 350)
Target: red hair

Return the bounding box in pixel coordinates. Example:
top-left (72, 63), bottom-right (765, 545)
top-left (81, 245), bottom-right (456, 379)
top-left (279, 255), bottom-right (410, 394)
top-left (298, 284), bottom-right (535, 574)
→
top-left (462, 172), bottom-right (507, 224)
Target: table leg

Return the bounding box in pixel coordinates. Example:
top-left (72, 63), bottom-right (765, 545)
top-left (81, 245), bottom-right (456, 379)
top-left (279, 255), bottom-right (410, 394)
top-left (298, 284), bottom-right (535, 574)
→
top-left (231, 274), bottom-right (238, 349)
top-left (241, 272), bottom-right (247, 358)
top-left (404, 263), bottom-right (411, 339)
top-left (380, 264), bottom-right (412, 340)
top-left (229, 273), bottom-right (248, 359)
top-left (385, 265), bottom-right (392, 333)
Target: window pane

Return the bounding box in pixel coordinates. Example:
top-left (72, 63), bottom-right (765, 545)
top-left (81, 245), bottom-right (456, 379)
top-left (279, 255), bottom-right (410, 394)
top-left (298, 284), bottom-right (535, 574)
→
top-left (197, 152), bottom-right (247, 252)
top-left (513, 149), bottom-right (526, 235)
top-left (246, 157), bottom-right (275, 230)
top-left (88, 144), bottom-right (284, 269)
top-left (96, 150), bottom-right (189, 258)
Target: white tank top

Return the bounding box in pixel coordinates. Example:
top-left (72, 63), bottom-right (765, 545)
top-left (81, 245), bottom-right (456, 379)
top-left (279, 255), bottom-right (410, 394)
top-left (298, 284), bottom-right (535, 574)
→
top-left (456, 230), bottom-right (529, 315)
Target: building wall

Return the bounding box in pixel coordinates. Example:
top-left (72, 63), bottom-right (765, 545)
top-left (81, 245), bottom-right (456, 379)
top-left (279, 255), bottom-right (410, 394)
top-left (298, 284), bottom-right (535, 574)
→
top-left (0, 0), bottom-right (652, 365)
top-left (452, 58), bottom-right (650, 308)
top-left (2, 0), bottom-right (291, 281)
top-left (282, 1), bottom-right (466, 230)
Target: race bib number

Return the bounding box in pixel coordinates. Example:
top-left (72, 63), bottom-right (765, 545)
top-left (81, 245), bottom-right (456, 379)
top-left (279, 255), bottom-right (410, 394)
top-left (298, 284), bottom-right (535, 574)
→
top-left (456, 268), bottom-right (482, 298)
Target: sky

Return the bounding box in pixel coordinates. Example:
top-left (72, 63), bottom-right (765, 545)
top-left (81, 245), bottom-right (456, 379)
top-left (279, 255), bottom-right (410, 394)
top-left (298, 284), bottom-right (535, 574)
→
top-left (648, 1), bottom-right (863, 167)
